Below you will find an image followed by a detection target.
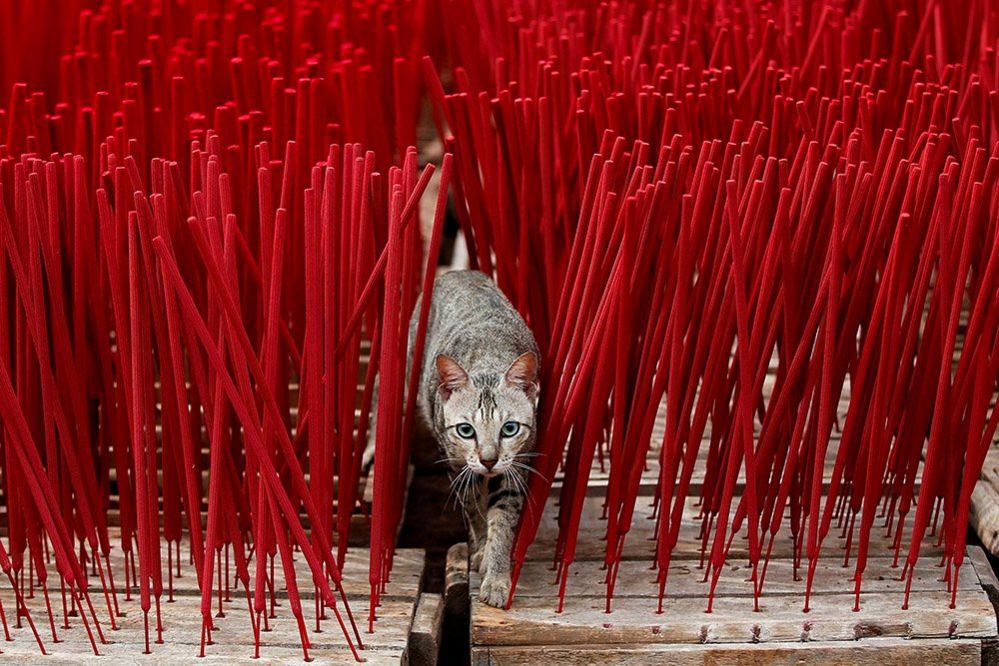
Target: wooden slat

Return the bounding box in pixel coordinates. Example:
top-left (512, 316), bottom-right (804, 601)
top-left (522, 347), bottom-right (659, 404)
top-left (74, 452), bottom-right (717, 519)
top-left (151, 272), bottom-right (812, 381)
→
top-left (471, 638), bottom-right (981, 666)
top-left (408, 593), bottom-right (444, 666)
top-left (472, 586), bottom-right (996, 646)
top-left (496, 556), bottom-right (981, 600)
top-left (525, 493), bottom-right (940, 563)
top-left (971, 447), bottom-right (999, 555)
top-left (472, 489), bottom-right (996, 660)
top-left (445, 543), bottom-right (470, 617)
top-left (0, 534), bottom-right (423, 664)
top-left (473, 488), bottom-right (998, 652)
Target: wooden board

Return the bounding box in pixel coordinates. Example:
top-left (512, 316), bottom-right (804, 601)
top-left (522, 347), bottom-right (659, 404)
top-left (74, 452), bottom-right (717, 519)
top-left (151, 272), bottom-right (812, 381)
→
top-left (472, 580), bottom-right (995, 645)
top-left (524, 492), bottom-right (944, 563)
top-left (0, 535), bottom-right (424, 664)
top-left (472, 638), bottom-right (983, 665)
top-left (477, 545), bottom-right (995, 663)
top-left (971, 446), bottom-right (999, 556)
top-left (408, 593), bottom-right (444, 665)
top-left (472, 514), bottom-right (997, 664)
top-left (445, 543), bottom-right (470, 616)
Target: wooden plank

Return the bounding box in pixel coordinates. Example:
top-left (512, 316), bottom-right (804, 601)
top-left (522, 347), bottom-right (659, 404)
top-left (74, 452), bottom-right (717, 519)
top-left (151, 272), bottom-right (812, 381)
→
top-left (968, 545), bottom-right (999, 666)
top-left (471, 587), bottom-right (997, 646)
top-left (525, 494), bottom-right (941, 563)
top-left (0, 536), bottom-right (423, 664)
top-left (445, 543), bottom-right (470, 617)
top-left (471, 638), bottom-right (981, 666)
top-left (972, 448), bottom-right (999, 555)
top-left (493, 556), bottom-right (981, 601)
top-left (476, 490), bottom-right (997, 650)
top-left (0, 598), bottom-right (412, 665)
top-left (443, 542), bottom-right (471, 663)
top-left (970, 545), bottom-right (999, 607)
top-left (969, 445), bottom-right (999, 662)
top-left (408, 593), bottom-right (444, 666)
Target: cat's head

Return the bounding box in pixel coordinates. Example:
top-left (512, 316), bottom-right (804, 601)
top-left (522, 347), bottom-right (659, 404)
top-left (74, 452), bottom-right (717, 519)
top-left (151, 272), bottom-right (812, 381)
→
top-left (435, 352), bottom-right (539, 477)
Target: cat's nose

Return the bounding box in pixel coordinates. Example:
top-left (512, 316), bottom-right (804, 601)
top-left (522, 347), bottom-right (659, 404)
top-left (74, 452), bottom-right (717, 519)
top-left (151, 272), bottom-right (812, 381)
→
top-left (481, 457), bottom-right (498, 471)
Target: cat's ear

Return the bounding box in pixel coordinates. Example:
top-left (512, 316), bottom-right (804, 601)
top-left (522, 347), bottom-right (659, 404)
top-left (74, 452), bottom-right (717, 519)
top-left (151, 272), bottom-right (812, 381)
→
top-left (504, 352), bottom-right (539, 396)
top-left (436, 354), bottom-right (469, 399)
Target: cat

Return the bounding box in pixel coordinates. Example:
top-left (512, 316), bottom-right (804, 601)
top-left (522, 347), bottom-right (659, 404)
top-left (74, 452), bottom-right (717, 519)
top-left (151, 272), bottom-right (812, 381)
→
top-left (366, 270), bottom-right (539, 607)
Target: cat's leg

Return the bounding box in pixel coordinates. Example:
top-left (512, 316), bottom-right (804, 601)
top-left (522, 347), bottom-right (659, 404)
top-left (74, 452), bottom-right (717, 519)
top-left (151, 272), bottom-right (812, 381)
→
top-left (361, 375), bottom-right (379, 469)
top-left (461, 476), bottom-right (488, 572)
top-left (478, 472), bottom-right (525, 607)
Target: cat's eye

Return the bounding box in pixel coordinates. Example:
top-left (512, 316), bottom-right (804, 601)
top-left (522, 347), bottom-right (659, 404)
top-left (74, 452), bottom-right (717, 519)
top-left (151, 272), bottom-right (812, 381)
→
top-left (455, 423), bottom-right (476, 439)
top-left (500, 421), bottom-right (520, 438)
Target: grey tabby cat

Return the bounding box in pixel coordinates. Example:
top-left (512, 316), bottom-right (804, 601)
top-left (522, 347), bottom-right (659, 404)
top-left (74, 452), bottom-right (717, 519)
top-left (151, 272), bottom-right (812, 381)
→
top-left (368, 270), bottom-right (539, 607)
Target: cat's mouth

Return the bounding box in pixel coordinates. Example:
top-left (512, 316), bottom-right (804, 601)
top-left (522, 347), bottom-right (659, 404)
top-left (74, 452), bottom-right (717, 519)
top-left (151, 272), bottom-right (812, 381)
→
top-left (467, 462), bottom-right (504, 478)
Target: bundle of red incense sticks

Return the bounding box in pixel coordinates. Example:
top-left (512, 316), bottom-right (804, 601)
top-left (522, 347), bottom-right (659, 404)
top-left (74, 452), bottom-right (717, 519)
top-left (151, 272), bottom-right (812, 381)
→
top-left (0, 0), bottom-right (452, 659)
top-left (429, 0), bottom-right (999, 613)
top-left (0, 0), bottom-right (996, 660)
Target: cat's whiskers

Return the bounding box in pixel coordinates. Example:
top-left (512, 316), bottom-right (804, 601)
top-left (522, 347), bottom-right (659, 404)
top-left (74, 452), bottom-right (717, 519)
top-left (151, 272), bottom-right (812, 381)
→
top-left (509, 459), bottom-right (544, 480)
top-left (506, 468), bottom-right (526, 496)
top-left (442, 467), bottom-right (465, 516)
top-left (444, 472), bottom-right (461, 509)
top-left (447, 467), bottom-right (465, 489)
top-left (446, 466), bottom-right (472, 510)
top-left (461, 467), bottom-right (488, 522)
top-left (502, 466), bottom-right (538, 522)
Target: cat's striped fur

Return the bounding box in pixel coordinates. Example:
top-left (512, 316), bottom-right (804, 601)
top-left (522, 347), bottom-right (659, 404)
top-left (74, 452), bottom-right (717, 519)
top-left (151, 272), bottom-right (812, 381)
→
top-left (414, 271), bottom-right (539, 608)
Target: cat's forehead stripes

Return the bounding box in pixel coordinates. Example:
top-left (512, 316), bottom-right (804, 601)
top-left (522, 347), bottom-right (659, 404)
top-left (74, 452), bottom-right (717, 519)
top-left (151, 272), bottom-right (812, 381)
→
top-left (472, 373), bottom-right (500, 418)
top-left (471, 373), bottom-right (500, 389)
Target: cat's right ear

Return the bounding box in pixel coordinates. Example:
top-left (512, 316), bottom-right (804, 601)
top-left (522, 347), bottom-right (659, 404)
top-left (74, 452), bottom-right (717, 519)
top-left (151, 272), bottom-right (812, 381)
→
top-left (436, 354), bottom-right (469, 400)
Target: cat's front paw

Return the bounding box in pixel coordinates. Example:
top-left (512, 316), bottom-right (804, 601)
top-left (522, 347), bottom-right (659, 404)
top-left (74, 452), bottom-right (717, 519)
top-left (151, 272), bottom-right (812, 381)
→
top-left (478, 572), bottom-right (511, 608)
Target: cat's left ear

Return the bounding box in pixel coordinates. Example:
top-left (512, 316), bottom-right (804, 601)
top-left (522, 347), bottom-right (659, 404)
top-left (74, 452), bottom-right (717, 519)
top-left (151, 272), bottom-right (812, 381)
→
top-left (504, 352), bottom-right (539, 397)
